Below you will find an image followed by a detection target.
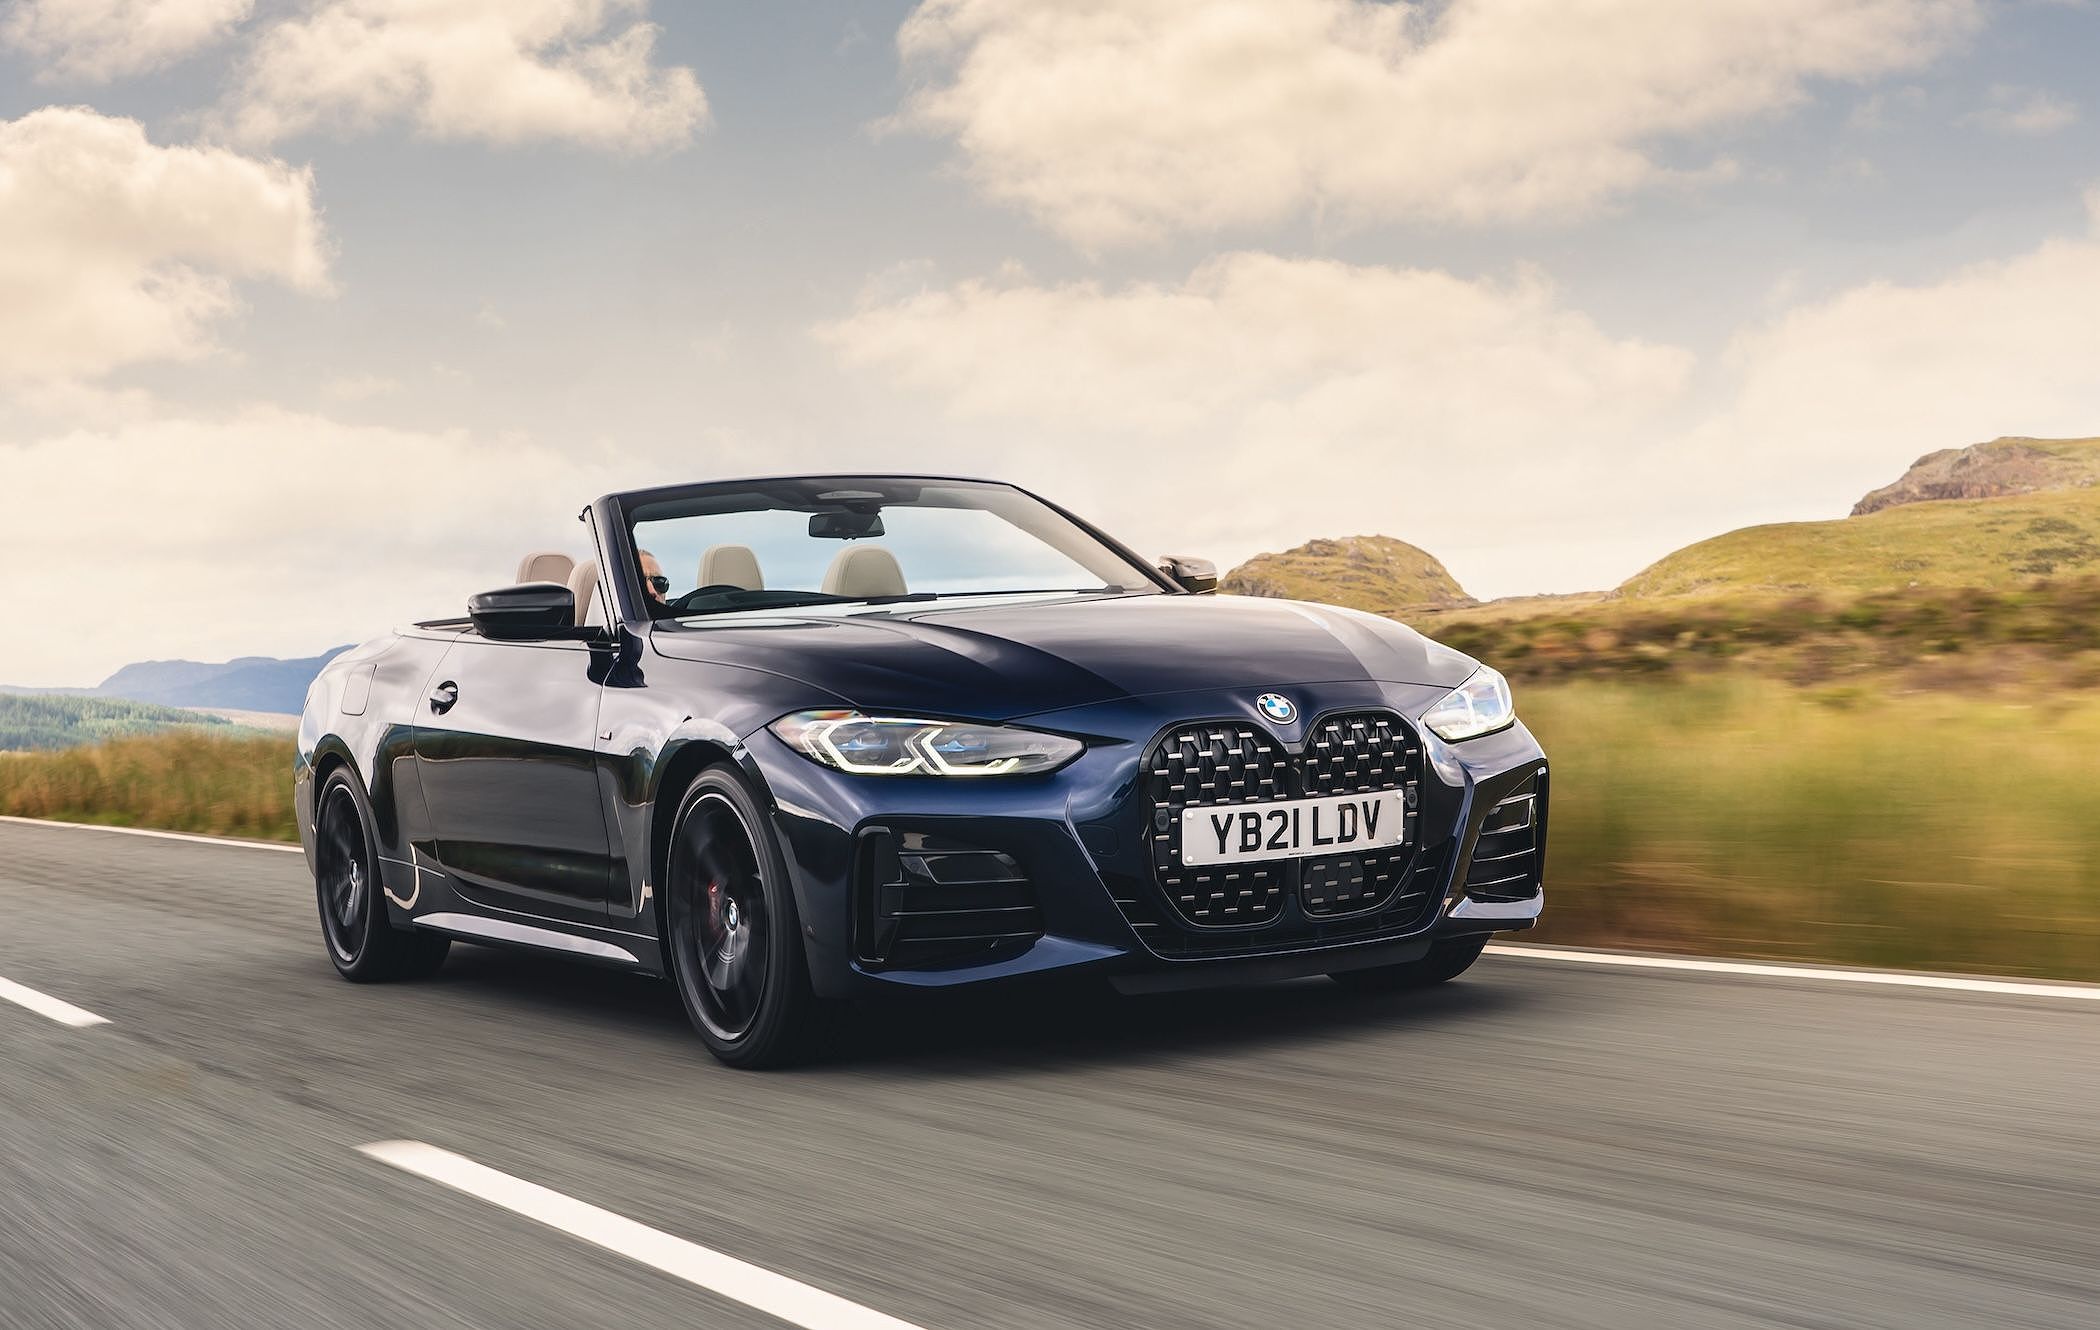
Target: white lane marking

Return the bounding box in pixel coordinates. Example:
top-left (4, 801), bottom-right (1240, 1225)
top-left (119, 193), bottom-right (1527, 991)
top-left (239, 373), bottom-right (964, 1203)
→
top-left (1487, 944), bottom-right (2100, 1003)
top-left (358, 1141), bottom-right (929, 1330)
top-left (0, 814), bottom-right (302, 853)
top-left (0, 975), bottom-right (109, 1027)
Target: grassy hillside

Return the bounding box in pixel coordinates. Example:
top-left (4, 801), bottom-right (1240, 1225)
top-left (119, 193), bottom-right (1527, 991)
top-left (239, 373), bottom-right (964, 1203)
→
top-left (1620, 484), bottom-right (2100, 600)
top-left (0, 692), bottom-right (239, 752)
top-left (0, 731), bottom-right (295, 840)
top-left (1223, 535), bottom-right (1471, 612)
top-left (1423, 575), bottom-right (2100, 689)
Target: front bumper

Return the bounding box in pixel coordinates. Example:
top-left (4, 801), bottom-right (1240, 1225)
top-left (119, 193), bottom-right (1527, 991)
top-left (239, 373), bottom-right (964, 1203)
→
top-left (752, 680), bottom-right (1548, 999)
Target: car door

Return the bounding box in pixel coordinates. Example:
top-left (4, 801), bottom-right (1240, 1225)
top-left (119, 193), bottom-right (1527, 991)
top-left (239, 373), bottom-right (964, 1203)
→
top-left (413, 632), bottom-right (614, 925)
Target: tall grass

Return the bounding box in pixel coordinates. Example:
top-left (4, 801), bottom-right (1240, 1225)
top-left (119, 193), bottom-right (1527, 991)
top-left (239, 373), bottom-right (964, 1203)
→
top-left (0, 732), bottom-right (296, 841)
top-left (1523, 678), bottom-right (2100, 980)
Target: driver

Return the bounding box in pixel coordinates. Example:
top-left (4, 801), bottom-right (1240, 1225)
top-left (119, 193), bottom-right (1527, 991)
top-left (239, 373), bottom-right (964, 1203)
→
top-left (639, 550), bottom-right (670, 605)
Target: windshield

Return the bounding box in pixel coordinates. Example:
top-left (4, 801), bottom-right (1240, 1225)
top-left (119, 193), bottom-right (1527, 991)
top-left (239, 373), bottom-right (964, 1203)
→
top-left (624, 478), bottom-right (1164, 618)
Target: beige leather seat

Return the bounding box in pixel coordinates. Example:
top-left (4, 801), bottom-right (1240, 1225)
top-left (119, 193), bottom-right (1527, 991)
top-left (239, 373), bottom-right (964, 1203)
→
top-left (699, 544), bottom-right (764, 591)
top-left (821, 545), bottom-right (906, 599)
top-left (566, 559), bottom-right (603, 627)
top-left (516, 550), bottom-right (574, 585)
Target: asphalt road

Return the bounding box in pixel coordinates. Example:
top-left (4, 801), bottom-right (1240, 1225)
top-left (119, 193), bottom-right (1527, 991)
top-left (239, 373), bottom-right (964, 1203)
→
top-left (1, 818), bottom-right (2095, 1330)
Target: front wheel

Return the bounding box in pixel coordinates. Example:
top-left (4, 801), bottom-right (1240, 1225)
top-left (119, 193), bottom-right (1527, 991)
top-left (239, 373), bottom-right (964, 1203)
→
top-left (1328, 936), bottom-right (1487, 992)
top-left (663, 767), bottom-right (818, 1069)
top-left (313, 768), bottom-right (449, 982)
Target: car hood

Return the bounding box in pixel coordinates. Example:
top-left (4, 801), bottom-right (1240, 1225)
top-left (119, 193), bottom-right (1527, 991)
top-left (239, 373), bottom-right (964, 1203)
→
top-left (648, 594), bottom-right (1479, 721)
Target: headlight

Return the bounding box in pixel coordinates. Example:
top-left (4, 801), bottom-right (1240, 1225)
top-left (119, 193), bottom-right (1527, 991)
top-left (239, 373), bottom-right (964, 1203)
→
top-left (770, 710), bottom-right (1083, 777)
top-left (1421, 667), bottom-right (1515, 742)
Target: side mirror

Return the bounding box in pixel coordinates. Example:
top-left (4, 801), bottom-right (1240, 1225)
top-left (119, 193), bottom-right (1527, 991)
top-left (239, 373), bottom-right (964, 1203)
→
top-left (469, 582), bottom-right (576, 639)
top-left (1158, 555), bottom-right (1219, 595)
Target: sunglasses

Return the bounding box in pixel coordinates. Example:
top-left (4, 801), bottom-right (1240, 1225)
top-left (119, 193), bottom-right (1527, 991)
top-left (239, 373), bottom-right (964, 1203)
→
top-left (646, 574), bottom-right (671, 594)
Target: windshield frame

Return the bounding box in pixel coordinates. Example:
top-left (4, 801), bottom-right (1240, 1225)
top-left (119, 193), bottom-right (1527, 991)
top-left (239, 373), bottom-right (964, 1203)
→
top-left (596, 474), bottom-right (1180, 626)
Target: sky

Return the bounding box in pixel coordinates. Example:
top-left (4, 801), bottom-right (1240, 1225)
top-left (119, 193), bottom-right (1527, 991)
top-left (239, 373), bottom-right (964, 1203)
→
top-left (2, 0), bottom-right (2098, 684)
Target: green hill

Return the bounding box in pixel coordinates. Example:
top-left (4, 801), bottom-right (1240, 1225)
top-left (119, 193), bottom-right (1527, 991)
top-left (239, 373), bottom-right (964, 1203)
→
top-left (1222, 535), bottom-right (1471, 612)
top-left (0, 693), bottom-right (238, 752)
top-left (1619, 487), bottom-right (2100, 599)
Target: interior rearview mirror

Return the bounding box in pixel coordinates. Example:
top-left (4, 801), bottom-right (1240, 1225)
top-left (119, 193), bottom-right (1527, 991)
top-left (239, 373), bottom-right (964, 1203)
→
top-left (809, 510), bottom-right (885, 540)
top-left (1158, 555), bottom-right (1219, 594)
top-left (469, 582), bottom-right (577, 639)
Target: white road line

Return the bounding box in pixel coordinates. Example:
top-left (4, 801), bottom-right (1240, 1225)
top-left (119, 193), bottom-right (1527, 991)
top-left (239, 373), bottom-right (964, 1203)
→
top-left (358, 1141), bottom-right (929, 1330)
top-left (0, 975), bottom-right (109, 1027)
top-left (1487, 944), bottom-right (2100, 1003)
top-left (0, 814), bottom-right (302, 853)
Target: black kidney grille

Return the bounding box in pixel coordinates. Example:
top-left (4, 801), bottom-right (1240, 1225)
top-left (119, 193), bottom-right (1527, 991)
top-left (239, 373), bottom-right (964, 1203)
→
top-left (1302, 713), bottom-right (1414, 795)
top-left (1145, 711), bottom-right (1422, 929)
top-left (1110, 841), bottom-right (1451, 961)
top-left (1146, 723), bottom-right (1293, 925)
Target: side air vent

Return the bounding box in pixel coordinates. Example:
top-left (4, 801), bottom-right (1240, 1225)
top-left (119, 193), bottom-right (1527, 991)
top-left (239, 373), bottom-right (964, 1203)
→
top-left (855, 829), bottom-right (1043, 969)
top-left (1465, 782), bottom-right (1542, 902)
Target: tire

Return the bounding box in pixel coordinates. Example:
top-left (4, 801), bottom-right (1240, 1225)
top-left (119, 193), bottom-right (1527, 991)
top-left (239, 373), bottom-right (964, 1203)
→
top-left (662, 765), bottom-right (819, 1068)
top-left (312, 767), bottom-right (450, 982)
top-left (1328, 936), bottom-right (1488, 992)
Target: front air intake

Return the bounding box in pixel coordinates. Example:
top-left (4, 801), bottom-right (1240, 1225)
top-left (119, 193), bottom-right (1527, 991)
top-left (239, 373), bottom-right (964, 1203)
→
top-left (1464, 780), bottom-right (1543, 902)
top-left (854, 829), bottom-right (1043, 969)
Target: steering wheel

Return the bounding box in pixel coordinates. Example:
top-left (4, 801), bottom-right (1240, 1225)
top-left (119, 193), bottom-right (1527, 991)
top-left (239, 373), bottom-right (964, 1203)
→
top-left (666, 584), bottom-right (753, 612)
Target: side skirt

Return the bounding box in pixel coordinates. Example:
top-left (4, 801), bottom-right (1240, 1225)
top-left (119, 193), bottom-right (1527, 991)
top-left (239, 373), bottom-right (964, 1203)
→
top-left (413, 912), bottom-right (651, 969)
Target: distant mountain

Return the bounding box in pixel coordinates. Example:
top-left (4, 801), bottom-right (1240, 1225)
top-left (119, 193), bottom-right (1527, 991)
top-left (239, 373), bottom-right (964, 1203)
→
top-left (1222, 535), bottom-right (1472, 613)
top-left (0, 693), bottom-right (236, 752)
top-left (1622, 437), bottom-right (2100, 599)
top-left (92, 648), bottom-right (351, 715)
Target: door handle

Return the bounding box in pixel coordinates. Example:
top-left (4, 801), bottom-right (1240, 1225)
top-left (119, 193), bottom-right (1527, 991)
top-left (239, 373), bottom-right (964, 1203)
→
top-left (428, 681), bottom-right (459, 714)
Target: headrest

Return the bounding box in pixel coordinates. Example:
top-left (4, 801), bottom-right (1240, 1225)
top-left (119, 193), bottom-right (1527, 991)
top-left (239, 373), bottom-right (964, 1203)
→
top-left (820, 545), bottom-right (906, 599)
top-left (566, 559), bottom-right (601, 626)
top-left (699, 544), bottom-right (764, 592)
top-left (516, 550), bottom-right (575, 585)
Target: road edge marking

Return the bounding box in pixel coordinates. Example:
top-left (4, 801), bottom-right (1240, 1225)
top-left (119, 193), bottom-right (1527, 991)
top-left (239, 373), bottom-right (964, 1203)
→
top-left (0, 975), bottom-right (110, 1027)
top-left (357, 1141), bottom-right (928, 1330)
top-left (0, 814), bottom-right (302, 854)
top-left (1486, 944), bottom-right (2100, 1002)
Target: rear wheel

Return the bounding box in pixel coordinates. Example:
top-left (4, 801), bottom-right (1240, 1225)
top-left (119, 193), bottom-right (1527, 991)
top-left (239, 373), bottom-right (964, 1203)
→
top-left (1328, 936), bottom-right (1487, 992)
top-left (664, 767), bottom-right (818, 1068)
top-left (313, 768), bottom-right (449, 981)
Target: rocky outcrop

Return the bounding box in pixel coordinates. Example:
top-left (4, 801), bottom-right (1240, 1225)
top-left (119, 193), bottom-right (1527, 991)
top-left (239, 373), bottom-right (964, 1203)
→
top-left (1221, 535), bottom-right (1471, 613)
top-left (1852, 437), bottom-right (2100, 516)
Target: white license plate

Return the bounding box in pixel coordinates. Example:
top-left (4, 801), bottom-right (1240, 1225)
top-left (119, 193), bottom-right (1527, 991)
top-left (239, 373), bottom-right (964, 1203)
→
top-left (1179, 792), bottom-right (1407, 867)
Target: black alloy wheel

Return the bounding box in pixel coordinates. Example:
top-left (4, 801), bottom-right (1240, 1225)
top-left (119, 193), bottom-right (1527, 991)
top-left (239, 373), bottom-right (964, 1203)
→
top-left (312, 768), bottom-right (449, 981)
top-left (665, 767), bottom-right (816, 1068)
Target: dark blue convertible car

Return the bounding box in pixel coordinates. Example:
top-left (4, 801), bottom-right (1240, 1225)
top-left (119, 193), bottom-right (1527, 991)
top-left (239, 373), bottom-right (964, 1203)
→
top-left (297, 476), bottom-right (1548, 1066)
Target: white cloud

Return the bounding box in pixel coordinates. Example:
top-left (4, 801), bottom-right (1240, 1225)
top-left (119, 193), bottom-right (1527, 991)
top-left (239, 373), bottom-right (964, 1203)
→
top-left (1687, 188), bottom-right (2100, 511)
top-left (3, 0), bottom-right (251, 82)
top-left (320, 372), bottom-right (403, 401)
top-left (823, 193), bottom-right (2100, 597)
top-left (1962, 85), bottom-right (2078, 135)
top-left (222, 0), bottom-right (707, 151)
top-left (895, 0), bottom-right (1982, 246)
top-left (821, 252), bottom-right (1696, 588)
top-left (0, 410), bottom-right (622, 683)
top-left (0, 107), bottom-right (329, 384)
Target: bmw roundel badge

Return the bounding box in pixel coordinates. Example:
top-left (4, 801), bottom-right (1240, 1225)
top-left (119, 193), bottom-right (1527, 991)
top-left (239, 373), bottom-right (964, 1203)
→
top-left (1256, 693), bottom-right (1297, 723)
